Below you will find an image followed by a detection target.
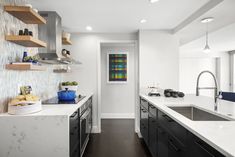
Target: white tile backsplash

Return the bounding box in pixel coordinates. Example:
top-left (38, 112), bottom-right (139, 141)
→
top-left (0, 0), bottom-right (62, 112)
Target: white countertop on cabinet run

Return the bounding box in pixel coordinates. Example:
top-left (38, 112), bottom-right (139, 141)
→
top-left (0, 93), bottom-right (93, 117)
top-left (0, 94), bottom-right (93, 157)
top-left (140, 93), bottom-right (235, 157)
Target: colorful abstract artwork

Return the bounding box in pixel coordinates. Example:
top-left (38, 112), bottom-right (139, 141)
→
top-left (108, 53), bottom-right (128, 83)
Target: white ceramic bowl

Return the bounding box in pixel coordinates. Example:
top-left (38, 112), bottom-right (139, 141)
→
top-left (8, 101), bottom-right (42, 115)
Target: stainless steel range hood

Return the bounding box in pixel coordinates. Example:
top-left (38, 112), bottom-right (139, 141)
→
top-left (38, 11), bottom-right (80, 65)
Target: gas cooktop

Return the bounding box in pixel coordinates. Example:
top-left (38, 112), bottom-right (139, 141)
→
top-left (42, 95), bottom-right (85, 105)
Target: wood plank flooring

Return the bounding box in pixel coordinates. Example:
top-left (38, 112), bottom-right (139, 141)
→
top-left (83, 119), bottom-right (151, 157)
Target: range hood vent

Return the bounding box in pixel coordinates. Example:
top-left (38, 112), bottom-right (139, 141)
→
top-left (38, 11), bottom-right (81, 65)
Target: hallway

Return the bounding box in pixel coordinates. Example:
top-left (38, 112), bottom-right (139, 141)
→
top-left (83, 119), bottom-right (151, 157)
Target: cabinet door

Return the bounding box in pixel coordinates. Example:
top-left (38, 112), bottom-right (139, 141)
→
top-left (190, 135), bottom-right (225, 157)
top-left (158, 110), bottom-right (188, 145)
top-left (149, 113), bottom-right (157, 157)
top-left (168, 135), bottom-right (187, 157)
top-left (157, 126), bottom-right (168, 157)
top-left (140, 106), bottom-right (148, 145)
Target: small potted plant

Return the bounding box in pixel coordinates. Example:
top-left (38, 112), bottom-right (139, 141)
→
top-left (61, 81), bottom-right (78, 92)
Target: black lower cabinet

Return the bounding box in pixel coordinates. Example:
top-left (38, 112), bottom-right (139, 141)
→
top-left (168, 134), bottom-right (187, 157)
top-left (149, 113), bottom-right (157, 157)
top-left (139, 97), bottom-right (226, 157)
top-left (140, 105), bottom-right (149, 145)
top-left (189, 134), bottom-right (225, 157)
top-left (157, 126), bottom-right (168, 157)
top-left (70, 110), bottom-right (79, 157)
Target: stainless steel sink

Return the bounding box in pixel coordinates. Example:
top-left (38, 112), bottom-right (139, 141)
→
top-left (169, 106), bottom-right (230, 121)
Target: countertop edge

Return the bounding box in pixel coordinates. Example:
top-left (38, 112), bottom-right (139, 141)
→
top-left (0, 93), bottom-right (93, 117)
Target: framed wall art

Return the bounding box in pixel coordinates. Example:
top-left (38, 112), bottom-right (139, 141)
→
top-left (107, 52), bottom-right (128, 83)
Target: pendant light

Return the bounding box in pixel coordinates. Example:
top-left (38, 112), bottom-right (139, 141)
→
top-left (201, 17), bottom-right (214, 53)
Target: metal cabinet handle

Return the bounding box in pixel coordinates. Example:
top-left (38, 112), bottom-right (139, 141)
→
top-left (71, 111), bottom-right (78, 118)
top-left (169, 139), bottom-right (181, 152)
top-left (195, 141), bottom-right (215, 157)
top-left (141, 99), bottom-right (147, 102)
top-left (163, 114), bottom-right (174, 122)
top-left (141, 108), bottom-right (147, 113)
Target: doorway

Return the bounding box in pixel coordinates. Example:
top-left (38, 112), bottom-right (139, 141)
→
top-left (97, 41), bottom-right (138, 132)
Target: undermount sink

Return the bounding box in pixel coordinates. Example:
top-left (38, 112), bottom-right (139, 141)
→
top-left (169, 106), bottom-right (230, 121)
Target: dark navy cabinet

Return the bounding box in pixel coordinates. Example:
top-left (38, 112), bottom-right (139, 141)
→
top-left (157, 125), bottom-right (168, 157)
top-left (148, 104), bottom-right (157, 157)
top-left (139, 96), bottom-right (225, 157)
top-left (189, 133), bottom-right (225, 157)
top-left (140, 103), bottom-right (149, 145)
top-left (70, 110), bottom-right (80, 157)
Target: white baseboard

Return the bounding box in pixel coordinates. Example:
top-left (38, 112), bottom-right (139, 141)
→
top-left (101, 113), bottom-right (135, 119)
top-left (91, 125), bottom-right (101, 133)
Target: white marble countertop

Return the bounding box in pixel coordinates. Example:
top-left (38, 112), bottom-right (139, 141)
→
top-left (0, 93), bottom-right (93, 157)
top-left (140, 93), bottom-right (235, 157)
top-left (0, 93), bottom-right (93, 117)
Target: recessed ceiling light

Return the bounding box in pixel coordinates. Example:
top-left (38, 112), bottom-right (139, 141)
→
top-left (149, 0), bottom-right (160, 3)
top-left (140, 19), bottom-right (147, 24)
top-left (86, 26), bottom-right (93, 31)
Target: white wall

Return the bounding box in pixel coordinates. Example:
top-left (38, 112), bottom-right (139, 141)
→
top-left (219, 52), bottom-right (230, 91)
top-left (139, 30), bottom-right (179, 90)
top-left (179, 51), bottom-right (230, 97)
top-left (179, 57), bottom-right (216, 97)
top-left (62, 33), bottom-right (138, 132)
top-left (100, 44), bottom-right (135, 119)
top-left (0, 0), bottom-right (62, 112)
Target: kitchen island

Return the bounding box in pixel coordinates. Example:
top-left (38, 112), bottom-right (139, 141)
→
top-left (0, 93), bottom-right (93, 157)
top-left (140, 93), bottom-right (235, 157)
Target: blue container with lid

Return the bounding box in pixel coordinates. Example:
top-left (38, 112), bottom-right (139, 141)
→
top-left (57, 88), bottom-right (76, 101)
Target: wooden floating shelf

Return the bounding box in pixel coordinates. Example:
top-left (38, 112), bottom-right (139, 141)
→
top-left (4, 5), bottom-right (46, 24)
top-left (6, 63), bottom-right (46, 71)
top-left (5, 35), bottom-right (47, 47)
top-left (62, 37), bottom-right (72, 45)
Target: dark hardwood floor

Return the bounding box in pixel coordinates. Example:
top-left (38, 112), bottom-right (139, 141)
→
top-left (83, 119), bottom-right (152, 157)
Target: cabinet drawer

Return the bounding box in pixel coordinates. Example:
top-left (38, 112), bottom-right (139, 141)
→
top-left (168, 134), bottom-right (188, 157)
top-left (140, 98), bottom-right (148, 110)
top-left (140, 105), bottom-right (148, 145)
top-left (70, 143), bottom-right (79, 157)
top-left (148, 114), bottom-right (157, 157)
top-left (158, 110), bottom-right (188, 145)
top-left (190, 134), bottom-right (225, 157)
top-left (70, 113), bottom-right (79, 129)
top-left (149, 103), bottom-right (157, 117)
top-left (140, 121), bottom-right (148, 145)
top-left (157, 126), bottom-right (168, 157)
top-left (70, 126), bottom-right (79, 149)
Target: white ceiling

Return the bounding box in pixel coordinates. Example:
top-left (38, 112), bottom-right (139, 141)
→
top-left (180, 21), bottom-right (235, 58)
top-left (28, 0), bottom-right (209, 33)
top-left (177, 0), bottom-right (235, 45)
